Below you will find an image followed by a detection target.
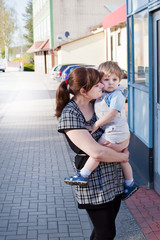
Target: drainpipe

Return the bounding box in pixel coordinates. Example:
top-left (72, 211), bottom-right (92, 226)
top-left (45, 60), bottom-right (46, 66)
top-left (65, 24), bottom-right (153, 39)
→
top-left (105, 29), bottom-right (108, 61)
top-left (49, 0), bottom-right (54, 49)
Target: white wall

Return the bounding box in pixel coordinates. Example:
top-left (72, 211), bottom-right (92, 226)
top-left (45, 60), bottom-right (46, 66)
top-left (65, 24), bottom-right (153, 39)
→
top-left (107, 26), bottom-right (127, 70)
top-left (33, 0), bottom-right (50, 42)
top-left (46, 53), bottom-right (52, 74)
top-left (53, 0), bottom-right (110, 49)
top-left (57, 32), bottom-right (106, 66)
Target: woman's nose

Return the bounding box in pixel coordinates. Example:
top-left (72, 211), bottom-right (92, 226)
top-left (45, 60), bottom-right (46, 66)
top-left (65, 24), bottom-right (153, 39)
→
top-left (100, 83), bottom-right (104, 88)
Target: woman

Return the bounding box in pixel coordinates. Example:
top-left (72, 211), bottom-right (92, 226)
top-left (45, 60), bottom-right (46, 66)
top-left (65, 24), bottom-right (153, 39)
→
top-left (56, 67), bottom-right (129, 240)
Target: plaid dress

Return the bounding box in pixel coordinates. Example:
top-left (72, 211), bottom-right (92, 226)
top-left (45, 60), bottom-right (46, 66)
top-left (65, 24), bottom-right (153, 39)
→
top-left (58, 98), bottom-right (124, 209)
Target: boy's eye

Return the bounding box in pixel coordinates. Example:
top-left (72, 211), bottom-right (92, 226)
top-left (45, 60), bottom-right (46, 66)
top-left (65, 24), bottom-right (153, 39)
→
top-left (113, 78), bottom-right (118, 81)
top-left (104, 78), bottom-right (109, 81)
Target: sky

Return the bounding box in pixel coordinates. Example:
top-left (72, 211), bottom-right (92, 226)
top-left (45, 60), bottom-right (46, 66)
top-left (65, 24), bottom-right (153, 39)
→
top-left (6, 0), bottom-right (29, 46)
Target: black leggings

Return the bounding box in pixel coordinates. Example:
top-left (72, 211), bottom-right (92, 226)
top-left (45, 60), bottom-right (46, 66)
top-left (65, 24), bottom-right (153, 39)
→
top-left (86, 194), bottom-right (122, 240)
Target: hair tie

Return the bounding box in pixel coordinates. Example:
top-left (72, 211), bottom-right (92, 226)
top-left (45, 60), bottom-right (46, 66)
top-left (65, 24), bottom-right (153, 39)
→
top-left (65, 80), bottom-right (68, 85)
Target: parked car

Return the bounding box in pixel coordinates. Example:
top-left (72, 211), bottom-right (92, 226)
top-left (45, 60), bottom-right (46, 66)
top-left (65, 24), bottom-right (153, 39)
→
top-left (0, 59), bottom-right (6, 72)
top-left (120, 69), bottom-right (128, 89)
top-left (56, 64), bottom-right (82, 81)
top-left (122, 69), bottom-right (127, 79)
top-left (51, 65), bottom-right (59, 79)
top-left (61, 64), bottom-right (97, 82)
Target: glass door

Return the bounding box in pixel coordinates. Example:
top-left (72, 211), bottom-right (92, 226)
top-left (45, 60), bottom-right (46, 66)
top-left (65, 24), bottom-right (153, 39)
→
top-left (153, 11), bottom-right (160, 194)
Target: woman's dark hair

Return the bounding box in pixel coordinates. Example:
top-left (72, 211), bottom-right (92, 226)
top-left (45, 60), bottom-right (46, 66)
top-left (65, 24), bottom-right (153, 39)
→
top-left (55, 67), bottom-right (102, 118)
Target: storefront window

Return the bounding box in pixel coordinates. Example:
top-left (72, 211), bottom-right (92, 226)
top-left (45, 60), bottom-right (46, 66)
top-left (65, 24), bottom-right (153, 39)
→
top-left (158, 21), bottom-right (160, 103)
top-left (133, 0), bottom-right (148, 11)
top-left (128, 17), bottom-right (132, 82)
top-left (134, 10), bottom-right (149, 86)
top-left (127, 0), bottom-right (132, 14)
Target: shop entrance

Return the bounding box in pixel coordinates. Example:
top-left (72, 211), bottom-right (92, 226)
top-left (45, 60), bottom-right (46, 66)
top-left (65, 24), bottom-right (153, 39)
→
top-left (153, 10), bottom-right (160, 194)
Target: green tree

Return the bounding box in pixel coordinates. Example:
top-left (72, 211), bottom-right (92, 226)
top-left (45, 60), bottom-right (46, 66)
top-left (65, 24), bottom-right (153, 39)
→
top-left (0, 0), bottom-right (16, 55)
top-left (23, 0), bottom-right (33, 47)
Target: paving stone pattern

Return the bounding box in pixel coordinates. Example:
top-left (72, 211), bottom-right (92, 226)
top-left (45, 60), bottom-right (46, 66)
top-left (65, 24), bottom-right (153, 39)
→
top-left (0, 70), bottom-right (146, 240)
top-left (0, 71), bottom-right (91, 240)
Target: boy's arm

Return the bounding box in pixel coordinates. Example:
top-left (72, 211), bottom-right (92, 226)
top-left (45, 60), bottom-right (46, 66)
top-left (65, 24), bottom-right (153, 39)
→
top-left (91, 109), bottom-right (118, 134)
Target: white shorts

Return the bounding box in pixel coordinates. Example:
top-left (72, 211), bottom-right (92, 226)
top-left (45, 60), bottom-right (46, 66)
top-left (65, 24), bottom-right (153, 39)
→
top-left (101, 124), bottom-right (130, 143)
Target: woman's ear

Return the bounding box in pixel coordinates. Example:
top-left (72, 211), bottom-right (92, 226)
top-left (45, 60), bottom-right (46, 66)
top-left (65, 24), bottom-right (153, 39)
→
top-left (80, 88), bottom-right (87, 96)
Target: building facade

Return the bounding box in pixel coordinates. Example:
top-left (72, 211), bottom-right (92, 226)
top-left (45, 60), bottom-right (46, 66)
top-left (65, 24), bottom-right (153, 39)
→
top-left (55, 31), bottom-right (106, 67)
top-left (126, 0), bottom-right (160, 195)
top-left (31, 0), bottom-right (112, 74)
top-left (102, 3), bottom-right (127, 71)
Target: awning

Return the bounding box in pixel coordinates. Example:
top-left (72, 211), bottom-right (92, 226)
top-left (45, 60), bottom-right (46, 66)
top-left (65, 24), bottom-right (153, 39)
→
top-left (39, 39), bottom-right (50, 51)
top-left (26, 44), bottom-right (35, 53)
top-left (102, 3), bottom-right (126, 30)
top-left (26, 40), bottom-right (50, 53)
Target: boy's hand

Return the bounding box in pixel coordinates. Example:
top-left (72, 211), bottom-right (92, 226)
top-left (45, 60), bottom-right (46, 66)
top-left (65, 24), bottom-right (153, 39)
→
top-left (86, 125), bottom-right (93, 132)
top-left (91, 123), bottom-right (99, 134)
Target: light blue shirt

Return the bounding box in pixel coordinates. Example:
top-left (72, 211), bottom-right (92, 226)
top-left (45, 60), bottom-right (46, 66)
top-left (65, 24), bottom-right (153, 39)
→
top-left (94, 85), bottom-right (129, 143)
top-left (104, 85), bottom-right (127, 112)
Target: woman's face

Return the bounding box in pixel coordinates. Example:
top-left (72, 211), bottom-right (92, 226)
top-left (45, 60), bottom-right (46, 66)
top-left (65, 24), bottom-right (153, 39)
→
top-left (85, 81), bottom-right (104, 100)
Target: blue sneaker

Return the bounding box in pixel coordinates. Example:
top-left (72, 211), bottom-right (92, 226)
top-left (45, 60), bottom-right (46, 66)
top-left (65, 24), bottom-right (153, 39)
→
top-left (64, 172), bottom-right (89, 186)
top-left (122, 182), bottom-right (139, 201)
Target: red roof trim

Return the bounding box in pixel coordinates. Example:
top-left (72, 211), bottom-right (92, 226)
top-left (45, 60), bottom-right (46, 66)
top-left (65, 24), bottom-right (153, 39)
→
top-left (39, 39), bottom-right (50, 50)
top-left (26, 40), bottom-right (50, 53)
top-left (26, 43), bottom-right (35, 53)
top-left (35, 41), bottom-right (44, 49)
top-left (102, 3), bottom-right (126, 30)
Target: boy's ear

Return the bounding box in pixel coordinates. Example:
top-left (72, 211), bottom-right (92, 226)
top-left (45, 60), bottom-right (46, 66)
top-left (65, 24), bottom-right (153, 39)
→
top-left (80, 88), bottom-right (87, 96)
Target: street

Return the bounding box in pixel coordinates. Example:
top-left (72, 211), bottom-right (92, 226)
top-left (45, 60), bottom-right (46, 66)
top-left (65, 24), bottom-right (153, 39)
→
top-left (0, 68), bottom-right (146, 240)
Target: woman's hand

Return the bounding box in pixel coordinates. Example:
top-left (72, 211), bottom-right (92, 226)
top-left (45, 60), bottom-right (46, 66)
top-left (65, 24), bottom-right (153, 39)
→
top-left (102, 137), bottom-right (130, 152)
top-left (102, 141), bottom-right (124, 152)
top-left (121, 148), bottom-right (129, 162)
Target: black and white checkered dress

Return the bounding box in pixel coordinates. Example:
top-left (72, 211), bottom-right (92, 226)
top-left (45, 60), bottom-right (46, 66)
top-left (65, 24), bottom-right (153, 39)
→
top-left (58, 98), bottom-right (124, 209)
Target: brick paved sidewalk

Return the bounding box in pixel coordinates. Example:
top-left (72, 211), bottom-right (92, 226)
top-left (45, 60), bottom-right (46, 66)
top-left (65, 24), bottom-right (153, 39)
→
top-left (0, 70), bottom-right (147, 240)
top-left (0, 71), bottom-right (92, 240)
top-left (126, 186), bottom-right (160, 240)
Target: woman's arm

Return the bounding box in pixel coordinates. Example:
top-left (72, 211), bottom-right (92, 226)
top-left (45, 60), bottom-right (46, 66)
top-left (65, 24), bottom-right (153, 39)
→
top-left (65, 129), bottom-right (129, 163)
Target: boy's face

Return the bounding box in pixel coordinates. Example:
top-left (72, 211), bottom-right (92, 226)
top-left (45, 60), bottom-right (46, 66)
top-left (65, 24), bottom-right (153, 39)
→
top-left (101, 73), bottom-right (120, 92)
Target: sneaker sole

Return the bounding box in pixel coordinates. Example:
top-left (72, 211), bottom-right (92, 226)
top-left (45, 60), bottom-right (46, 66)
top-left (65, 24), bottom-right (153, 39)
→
top-left (64, 179), bottom-right (88, 186)
top-left (122, 186), bottom-right (139, 201)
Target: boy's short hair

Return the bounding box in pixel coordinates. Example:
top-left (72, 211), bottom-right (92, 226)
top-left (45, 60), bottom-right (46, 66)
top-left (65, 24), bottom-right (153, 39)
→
top-left (98, 61), bottom-right (123, 79)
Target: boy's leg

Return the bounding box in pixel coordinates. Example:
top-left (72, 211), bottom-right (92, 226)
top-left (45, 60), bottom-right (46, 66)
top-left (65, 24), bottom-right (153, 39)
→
top-left (64, 137), bottom-right (106, 186)
top-left (121, 162), bottom-right (139, 200)
top-left (120, 162), bottom-right (133, 182)
top-left (81, 137), bottom-right (107, 174)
